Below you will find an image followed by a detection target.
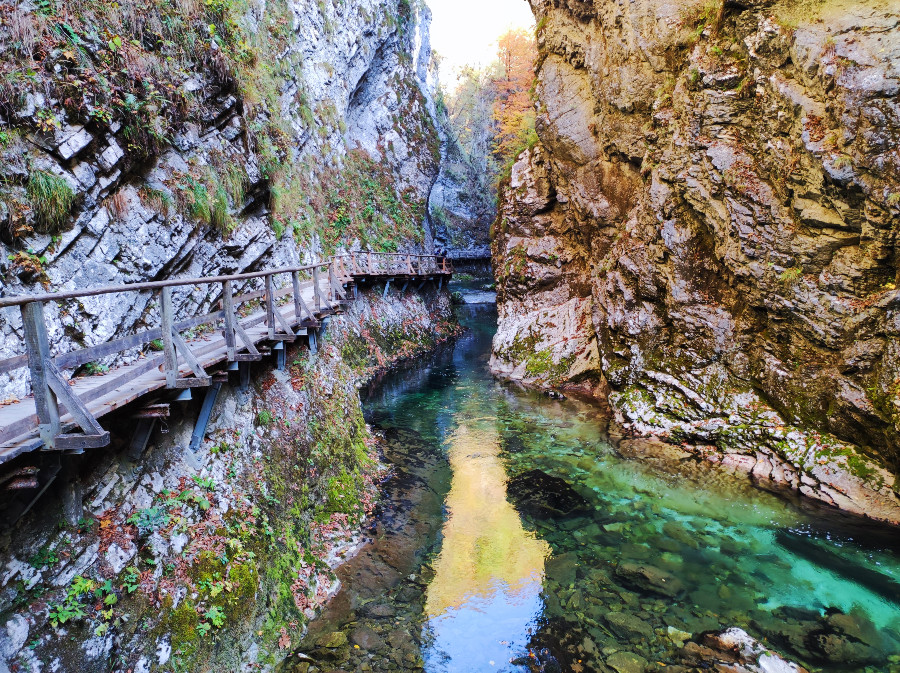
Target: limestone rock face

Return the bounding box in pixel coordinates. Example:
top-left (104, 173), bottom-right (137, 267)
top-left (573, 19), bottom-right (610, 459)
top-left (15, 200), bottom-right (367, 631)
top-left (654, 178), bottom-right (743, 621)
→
top-left (0, 0), bottom-right (443, 400)
top-left (492, 0), bottom-right (900, 522)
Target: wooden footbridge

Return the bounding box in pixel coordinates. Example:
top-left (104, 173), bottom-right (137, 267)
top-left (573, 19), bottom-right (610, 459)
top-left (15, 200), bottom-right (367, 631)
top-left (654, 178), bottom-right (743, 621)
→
top-left (0, 252), bottom-right (452, 478)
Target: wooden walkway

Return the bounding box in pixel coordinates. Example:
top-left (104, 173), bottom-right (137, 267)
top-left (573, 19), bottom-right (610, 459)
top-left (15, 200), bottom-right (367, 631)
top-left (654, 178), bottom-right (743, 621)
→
top-left (0, 253), bottom-right (452, 469)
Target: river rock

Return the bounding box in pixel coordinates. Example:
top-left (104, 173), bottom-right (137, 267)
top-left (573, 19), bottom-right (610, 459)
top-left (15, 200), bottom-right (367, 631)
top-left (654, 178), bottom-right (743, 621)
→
top-left (360, 603), bottom-right (396, 619)
top-left (825, 610), bottom-right (880, 647)
top-left (615, 562), bottom-right (685, 598)
top-left (605, 651), bottom-right (648, 673)
top-left (617, 437), bottom-right (691, 462)
top-left (315, 632), bottom-right (348, 649)
top-left (350, 627), bottom-right (385, 651)
top-left (604, 612), bottom-right (654, 642)
top-left (506, 469), bottom-right (589, 518)
top-left (546, 552), bottom-right (579, 586)
top-left (662, 522), bottom-right (698, 549)
top-left (679, 628), bottom-right (810, 672)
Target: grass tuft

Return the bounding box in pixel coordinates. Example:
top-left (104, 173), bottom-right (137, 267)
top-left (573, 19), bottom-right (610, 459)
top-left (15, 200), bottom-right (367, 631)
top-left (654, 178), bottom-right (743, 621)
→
top-left (27, 170), bottom-right (75, 234)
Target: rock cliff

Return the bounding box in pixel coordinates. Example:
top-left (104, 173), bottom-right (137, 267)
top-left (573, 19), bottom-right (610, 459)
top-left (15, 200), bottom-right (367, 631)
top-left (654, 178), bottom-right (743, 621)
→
top-left (0, 0), bottom-right (442, 400)
top-left (492, 0), bottom-right (900, 522)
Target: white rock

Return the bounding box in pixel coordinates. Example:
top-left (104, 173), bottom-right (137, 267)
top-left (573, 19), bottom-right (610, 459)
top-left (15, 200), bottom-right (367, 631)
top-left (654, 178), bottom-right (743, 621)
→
top-left (57, 126), bottom-right (93, 160)
top-left (97, 140), bottom-right (124, 172)
top-left (0, 615), bottom-right (29, 659)
top-left (156, 638), bottom-right (172, 666)
top-left (104, 542), bottom-right (137, 574)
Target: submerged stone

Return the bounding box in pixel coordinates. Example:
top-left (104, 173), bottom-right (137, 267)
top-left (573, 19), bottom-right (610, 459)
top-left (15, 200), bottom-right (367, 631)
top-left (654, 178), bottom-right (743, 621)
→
top-left (315, 632), bottom-right (348, 649)
top-left (605, 650), bottom-right (648, 673)
top-left (360, 602), bottom-right (396, 619)
top-left (604, 612), bottom-right (654, 642)
top-left (350, 627), bottom-right (385, 651)
top-left (506, 469), bottom-right (590, 517)
top-left (615, 562), bottom-right (685, 598)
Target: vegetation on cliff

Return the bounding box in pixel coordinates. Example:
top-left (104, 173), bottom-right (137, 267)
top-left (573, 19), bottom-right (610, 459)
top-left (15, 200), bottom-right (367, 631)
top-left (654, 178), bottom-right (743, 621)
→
top-left (0, 0), bottom-right (434, 256)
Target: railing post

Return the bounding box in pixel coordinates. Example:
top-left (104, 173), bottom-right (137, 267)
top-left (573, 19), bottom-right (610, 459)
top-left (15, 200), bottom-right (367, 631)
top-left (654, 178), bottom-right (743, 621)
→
top-left (313, 264), bottom-right (322, 312)
top-left (367, 252), bottom-right (373, 275)
top-left (291, 271), bottom-right (302, 321)
top-left (21, 301), bottom-right (60, 448)
top-left (265, 274), bottom-right (276, 339)
top-left (161, 287), bottom-right (179, 388)
top-left (223, 280), bottom-right (237, 361)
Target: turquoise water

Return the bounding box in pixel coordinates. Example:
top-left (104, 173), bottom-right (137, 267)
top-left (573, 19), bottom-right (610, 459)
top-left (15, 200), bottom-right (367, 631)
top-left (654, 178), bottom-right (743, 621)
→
top-left (294, 302), bottom-right (900, 673)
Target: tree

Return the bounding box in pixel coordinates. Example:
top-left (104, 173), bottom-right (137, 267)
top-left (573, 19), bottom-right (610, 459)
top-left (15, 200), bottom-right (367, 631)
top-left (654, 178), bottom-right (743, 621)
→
top-left (490, 28), bottom-right (537, 173)
top-left (442, 28), bottom-right (537, 194)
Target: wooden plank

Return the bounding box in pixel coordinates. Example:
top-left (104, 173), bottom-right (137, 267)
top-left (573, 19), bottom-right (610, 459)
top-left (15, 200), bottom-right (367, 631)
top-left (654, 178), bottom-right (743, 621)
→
top-left (0, 262), bottom-right (330, 309)
top-left (265, 274), bottom-right (277, 340)
top-left (274, 304), bottom-right (295, 337)
top-left (64, 356), bottom-right (163, 410)
top-left (291, 272), bottom-right (303, 323)
top-left (45, 360), bottom-right (106, 437)
top-left (133, 404), bottom-right (170, 419)
top-left (234, 320), bottom-right (261, 357)
top-left (53, 310), bottom-right (225, 372)
top-left (0, 354), bottom-right (27, 376)
top-left (56, 432), bottom-right (110, 451)
top-left (312, 266), bottom-right (322, 312)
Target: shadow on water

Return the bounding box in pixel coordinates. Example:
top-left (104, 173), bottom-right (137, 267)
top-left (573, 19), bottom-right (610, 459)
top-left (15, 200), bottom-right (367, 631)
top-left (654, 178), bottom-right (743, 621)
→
top-left (286, 303), bottom-right (900, 673)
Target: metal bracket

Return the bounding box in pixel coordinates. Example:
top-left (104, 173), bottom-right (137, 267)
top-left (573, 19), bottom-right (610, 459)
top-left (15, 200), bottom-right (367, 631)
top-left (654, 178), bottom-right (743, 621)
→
top-left (189, 382), bottom-right (222, 453)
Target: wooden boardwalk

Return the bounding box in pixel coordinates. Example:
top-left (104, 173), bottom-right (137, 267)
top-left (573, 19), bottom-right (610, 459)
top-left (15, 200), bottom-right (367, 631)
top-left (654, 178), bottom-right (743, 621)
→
top-left (0, 253), bottom-right (452, 470)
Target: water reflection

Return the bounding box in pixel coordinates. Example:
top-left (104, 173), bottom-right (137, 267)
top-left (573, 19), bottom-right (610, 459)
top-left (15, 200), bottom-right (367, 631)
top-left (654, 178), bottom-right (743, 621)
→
top-left (424, 421), bottom-right (550, 672)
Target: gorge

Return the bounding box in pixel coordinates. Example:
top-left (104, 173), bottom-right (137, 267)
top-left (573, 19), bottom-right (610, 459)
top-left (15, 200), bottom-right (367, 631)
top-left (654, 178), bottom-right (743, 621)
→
top-left (0, 0), bottom-right (898, 671)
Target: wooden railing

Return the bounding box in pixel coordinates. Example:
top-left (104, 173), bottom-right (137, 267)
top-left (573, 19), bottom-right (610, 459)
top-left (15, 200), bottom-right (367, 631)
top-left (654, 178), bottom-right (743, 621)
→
top-left (332, 252), bottom-right (453, 279)
top-left (0, 252), bottom-right (452, 459)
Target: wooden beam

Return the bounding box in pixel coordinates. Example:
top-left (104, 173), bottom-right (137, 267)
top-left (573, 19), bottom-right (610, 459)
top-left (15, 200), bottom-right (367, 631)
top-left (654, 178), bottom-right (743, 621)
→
top-left (45, 360), bottom-right (108, 440)
top-left (20, 302), bottom-right (60, 449)
top-left (170, 331), bottom-right (212, 385)
top-left (312, 265), bottom-right (322, 312)
top-left (264, 274), bottom-right (277, 340)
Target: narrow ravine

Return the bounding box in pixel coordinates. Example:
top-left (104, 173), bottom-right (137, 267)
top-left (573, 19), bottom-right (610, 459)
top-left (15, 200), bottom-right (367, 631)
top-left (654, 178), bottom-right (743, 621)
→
top-left (287, 290), bottom-right (900, 673)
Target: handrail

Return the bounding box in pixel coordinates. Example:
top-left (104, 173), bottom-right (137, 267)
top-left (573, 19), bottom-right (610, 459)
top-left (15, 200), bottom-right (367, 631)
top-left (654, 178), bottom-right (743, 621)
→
top-left (0, 262), bottom-right (329, 310)
top-left (0, 251), bottom-right (452, 454)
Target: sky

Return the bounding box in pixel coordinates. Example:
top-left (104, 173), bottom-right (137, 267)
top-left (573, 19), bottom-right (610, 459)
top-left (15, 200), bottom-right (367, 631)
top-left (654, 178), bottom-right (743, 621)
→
top-left (426, 0), bottom-right (535, 90)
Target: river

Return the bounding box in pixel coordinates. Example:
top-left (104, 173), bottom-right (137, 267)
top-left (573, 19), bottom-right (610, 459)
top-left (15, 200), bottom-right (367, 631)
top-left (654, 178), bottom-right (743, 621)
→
top-left (289, 299), bottom-right (900, 673)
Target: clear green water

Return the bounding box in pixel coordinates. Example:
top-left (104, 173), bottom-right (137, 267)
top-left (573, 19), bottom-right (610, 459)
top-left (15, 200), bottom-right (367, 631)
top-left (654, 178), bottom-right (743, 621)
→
top-left (294, 303), bottom-right (900, 673)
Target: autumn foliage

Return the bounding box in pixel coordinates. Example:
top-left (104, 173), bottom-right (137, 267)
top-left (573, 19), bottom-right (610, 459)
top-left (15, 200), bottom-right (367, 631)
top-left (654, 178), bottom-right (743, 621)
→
top-left (444, 27), bottom-right (537, 192)
top-left (491, 28), bottom-right (538, 171)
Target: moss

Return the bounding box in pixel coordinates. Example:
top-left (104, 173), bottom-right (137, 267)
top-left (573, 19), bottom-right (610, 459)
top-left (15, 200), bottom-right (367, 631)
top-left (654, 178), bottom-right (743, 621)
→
top-left (164, 596), bottom-right (202, 666)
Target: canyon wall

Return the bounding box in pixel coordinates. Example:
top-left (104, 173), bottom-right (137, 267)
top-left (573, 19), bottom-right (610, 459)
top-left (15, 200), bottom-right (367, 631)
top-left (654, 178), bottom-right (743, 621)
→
top-left (0, 0), bottom-right (442, 400)
top-left (492, 0), bottom-right (900, 522)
